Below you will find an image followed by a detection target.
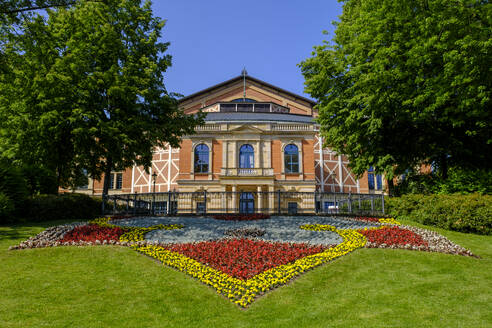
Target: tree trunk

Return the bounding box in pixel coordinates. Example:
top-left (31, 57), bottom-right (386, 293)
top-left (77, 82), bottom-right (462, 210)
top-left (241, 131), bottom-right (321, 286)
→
top-left (56, 166), bottom-right (62, 195)
top-left (102, 156), bottom-right (113, 197)
top-left (387, 178), bottom-right (395, 197)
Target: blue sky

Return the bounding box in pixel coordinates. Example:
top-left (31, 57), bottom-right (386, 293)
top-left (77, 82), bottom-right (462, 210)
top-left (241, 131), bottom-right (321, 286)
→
top-left (151, 0), bottom-right (342, 99)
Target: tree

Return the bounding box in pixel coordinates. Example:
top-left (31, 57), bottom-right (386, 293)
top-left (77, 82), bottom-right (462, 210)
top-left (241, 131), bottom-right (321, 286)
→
top-left (0, 0), bottom-right (204, 195)
top-left (300, 0), bottom-right (491, 189)
top-left (0, 0), bottom-right (87, 16)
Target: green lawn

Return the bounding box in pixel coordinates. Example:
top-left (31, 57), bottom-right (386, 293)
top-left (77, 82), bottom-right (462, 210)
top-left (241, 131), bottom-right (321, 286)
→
top-left (1, 219), bottom-right (491, 328)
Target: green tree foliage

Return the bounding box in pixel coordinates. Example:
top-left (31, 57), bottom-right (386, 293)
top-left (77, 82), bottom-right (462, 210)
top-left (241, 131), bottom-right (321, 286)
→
top-left (300, 0), bottom-right (491, 185)
top-left (394, 167), bottom-right (492, 196)
top-left (0, 0), bottom-right (203, 194)
top-left (1, 0), bottom-right (79, 14)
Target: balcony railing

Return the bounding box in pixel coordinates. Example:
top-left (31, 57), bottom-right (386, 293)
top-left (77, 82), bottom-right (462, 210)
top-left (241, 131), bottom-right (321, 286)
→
top-left (271, 124), bottom-right (313, 131)
top-left (221, 168), bottom-right (274, 177)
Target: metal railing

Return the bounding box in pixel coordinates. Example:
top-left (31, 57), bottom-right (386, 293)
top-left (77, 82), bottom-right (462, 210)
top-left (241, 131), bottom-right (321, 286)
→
top-left (102, 191), bottom-right (385, 216)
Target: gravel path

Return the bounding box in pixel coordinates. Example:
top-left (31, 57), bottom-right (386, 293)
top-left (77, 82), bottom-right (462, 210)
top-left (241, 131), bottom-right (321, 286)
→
top-left (110, 216), bottom-right (378, 246)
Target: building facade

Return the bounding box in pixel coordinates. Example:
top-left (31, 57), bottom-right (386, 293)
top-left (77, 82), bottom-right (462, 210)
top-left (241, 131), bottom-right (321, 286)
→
top-left (82, 75), bottom-right (384, 212)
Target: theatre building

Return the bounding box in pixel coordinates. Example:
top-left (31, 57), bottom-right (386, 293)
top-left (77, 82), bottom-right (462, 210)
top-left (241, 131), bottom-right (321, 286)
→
top-left (83, 74), bottom-right (385, 213)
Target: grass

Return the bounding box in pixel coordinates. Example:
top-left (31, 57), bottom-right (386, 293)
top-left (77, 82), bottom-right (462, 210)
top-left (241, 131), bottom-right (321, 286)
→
top-left (0, 219), bottom-right (491, 328)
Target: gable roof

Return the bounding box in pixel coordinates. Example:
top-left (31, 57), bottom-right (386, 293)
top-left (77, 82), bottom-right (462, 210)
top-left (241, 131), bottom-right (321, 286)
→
top-left (179, 75), bottom-right (316, 107)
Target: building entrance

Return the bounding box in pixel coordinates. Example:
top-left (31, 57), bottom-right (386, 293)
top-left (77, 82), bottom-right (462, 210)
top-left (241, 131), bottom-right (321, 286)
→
top-left (239, 192), bottom-right (254, 213)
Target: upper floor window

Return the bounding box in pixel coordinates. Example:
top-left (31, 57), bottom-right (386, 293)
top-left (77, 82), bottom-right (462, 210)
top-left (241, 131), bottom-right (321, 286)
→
top-left (239, 144), bottom-right (254, 168)
top-left (368, 166), bottom-right (382, 190)
top-left (284, 144), bottom-right (299, 173)
top-left (194, 144), bottom-right (209, 173)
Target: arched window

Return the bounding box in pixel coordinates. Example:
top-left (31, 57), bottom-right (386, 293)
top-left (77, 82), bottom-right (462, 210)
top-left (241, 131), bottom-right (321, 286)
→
top-left (230, 98), bottom-right (257, 103)
top-left (194, 144), bottom-right (209, 173)
top-left (239, 144), bottom-right (254, 168)
top-left (284, 144), bottom-right (299, 173)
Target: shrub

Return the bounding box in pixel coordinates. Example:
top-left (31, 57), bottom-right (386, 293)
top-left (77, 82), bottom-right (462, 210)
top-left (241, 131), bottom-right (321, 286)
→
top-left (20, 165), bottom-right (58, 195)
top-left (386, 194), bottom-right (492, 235)
top-left (394, 168), bottom-right (492, 196)
top-left (25, 193), bottom-right (102, 222)
top-left (0, 192), bottom-right (15, 223)
top-left (0, 160), bottom-right (29, 219)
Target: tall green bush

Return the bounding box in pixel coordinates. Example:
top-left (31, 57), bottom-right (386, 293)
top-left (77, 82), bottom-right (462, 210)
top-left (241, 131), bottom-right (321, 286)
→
top-left (21, 165), bottom-right (58, 195)
top-left (0, 192), bottom-right (15, 222)
top-left (25, 193), bottom-right (101, 222)
top-left (394, 168), bottom-right (492, 196)
top-left (387, 194), bottom-right (491, 235)
top-left (0, 160), bottom-right (28, 219)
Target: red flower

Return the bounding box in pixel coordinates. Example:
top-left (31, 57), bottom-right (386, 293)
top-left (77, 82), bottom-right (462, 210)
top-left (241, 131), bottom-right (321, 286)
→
top-left (60, 225), bottom-right (125, 243)
top-left (358, 227), bottom-right (428, 247)
top-left (353, 216), bottom-right (381, 222)
top-left (162, 239), bottom-right (328, 280)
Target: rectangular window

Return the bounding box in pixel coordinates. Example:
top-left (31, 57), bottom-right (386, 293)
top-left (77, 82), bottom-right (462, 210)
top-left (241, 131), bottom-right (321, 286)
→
top-left (288, 202), bottom-right (298, 214)
top-left (109, 173), bottom-right (114, 189)
top-left (116, 173), bottom-right (123, 189)
top-left (376, 174), bottom-right (382, 190)
top-left (368, 166), bottom-right (375, 190)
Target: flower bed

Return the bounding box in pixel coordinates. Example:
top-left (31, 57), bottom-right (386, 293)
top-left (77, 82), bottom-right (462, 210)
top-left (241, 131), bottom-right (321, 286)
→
top-left (357, 226), bottom-right (428, 247)
top-left (134, 225), bottom-right (366, 307)
top-left (161, 239), bottom-right (328, 280)
top-left (351, 217), bottom-right (401, 225)
top-left (60, 225), bottom-right (125, 243)
top-left (212, 214), bottom-right (270, 221)
top-left (9, 215), bottom-right (476, 306)
top-left (224, 227), bottom-right (266, 238)
top-left (119, 224), bottom-right (184, 242)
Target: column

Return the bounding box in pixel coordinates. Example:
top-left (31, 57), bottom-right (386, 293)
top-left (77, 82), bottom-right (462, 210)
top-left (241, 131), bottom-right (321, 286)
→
top-left (232, 141), bottom-right (237, 168)
top-left (222, 186), bottom-right (227, 214)
top-left (256, 140), bottom-right (261, 169)
top-left (222, 140), bottom-right (228, 169)
top-left (268, 185), bottom-right (274, 214)
top-left (232, 185), bottom-right (237, 213)
top-left (266, 140), bottom-right (272, 168)
top-left (257, 185), bottom-right (263, 213)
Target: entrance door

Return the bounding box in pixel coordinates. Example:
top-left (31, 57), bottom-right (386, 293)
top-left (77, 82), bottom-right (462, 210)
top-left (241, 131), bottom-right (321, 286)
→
top-left (239, 192), bottom-right (254, 214)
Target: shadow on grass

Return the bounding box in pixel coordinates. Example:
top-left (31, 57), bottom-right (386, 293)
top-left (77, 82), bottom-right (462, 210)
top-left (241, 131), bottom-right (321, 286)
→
top-left (0, 219), bottom-right (76, 247)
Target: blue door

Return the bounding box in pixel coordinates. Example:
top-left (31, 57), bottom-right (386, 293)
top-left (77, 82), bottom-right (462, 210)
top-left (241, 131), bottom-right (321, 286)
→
top-left (239, 192), bottom-right (254, 214)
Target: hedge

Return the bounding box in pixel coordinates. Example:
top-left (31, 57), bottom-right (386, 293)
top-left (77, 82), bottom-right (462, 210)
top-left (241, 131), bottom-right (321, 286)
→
top-left (386, 194), bottom-right (492, 235)
top-left (23, 193), bottom-right (102, 223)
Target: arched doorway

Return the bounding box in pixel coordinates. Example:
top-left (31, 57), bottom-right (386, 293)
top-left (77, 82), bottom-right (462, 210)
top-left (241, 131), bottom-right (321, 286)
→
top-left (239, 192), bottom-right (254, 214)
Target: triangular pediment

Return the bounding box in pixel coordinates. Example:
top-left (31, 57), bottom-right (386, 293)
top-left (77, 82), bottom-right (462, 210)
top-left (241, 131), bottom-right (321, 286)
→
top-left (229, 124), bottom-right (265, 133)
top-left (179, 75), bottom-right (315, 116)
